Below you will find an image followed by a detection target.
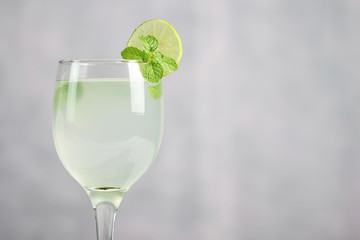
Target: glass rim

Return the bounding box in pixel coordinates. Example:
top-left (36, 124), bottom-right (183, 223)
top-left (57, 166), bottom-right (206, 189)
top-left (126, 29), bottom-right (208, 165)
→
top-left (58, 59), bottom-right (141, 64)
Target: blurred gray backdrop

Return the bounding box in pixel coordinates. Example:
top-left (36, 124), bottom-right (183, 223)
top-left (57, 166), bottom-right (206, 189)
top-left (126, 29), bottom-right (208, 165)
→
top-left (1, 0), bottom-right (360, 239)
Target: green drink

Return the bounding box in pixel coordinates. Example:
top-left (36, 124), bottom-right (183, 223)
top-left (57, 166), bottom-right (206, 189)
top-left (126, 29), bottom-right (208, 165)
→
top-left (53, 78), bottom-right (163, 206)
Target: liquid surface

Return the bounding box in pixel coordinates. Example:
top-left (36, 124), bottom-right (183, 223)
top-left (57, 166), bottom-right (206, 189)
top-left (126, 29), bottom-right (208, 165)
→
top-left (53, 78), bottom-right (163, 194)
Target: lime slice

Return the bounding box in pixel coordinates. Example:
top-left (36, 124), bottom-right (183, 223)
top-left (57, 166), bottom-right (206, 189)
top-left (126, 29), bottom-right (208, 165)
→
top-left (127, 19), bottom-right (182, 64)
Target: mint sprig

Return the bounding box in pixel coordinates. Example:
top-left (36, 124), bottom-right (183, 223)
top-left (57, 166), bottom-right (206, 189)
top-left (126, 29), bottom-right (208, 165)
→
top-left (121, 35), bottom-right (178, 85)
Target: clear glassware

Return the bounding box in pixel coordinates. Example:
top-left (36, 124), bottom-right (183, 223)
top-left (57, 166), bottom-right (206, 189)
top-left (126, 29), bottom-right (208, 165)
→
top-left (53, 59), bottom-right (163, 240)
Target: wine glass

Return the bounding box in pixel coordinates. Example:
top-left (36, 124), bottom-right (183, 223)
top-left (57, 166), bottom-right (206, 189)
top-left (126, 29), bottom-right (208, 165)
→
top-left (53, 59), bottom-right (163, 240)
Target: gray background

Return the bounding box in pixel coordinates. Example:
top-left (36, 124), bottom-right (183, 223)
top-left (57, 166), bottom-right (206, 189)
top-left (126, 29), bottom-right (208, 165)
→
top-left (1, 0), bottom-right (360, 239)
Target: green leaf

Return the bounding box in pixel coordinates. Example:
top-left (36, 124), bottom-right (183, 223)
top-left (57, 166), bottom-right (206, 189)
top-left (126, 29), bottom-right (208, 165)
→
top-left (142, 50), bottom-right (150, 62)
top-left (153, 52), bottom-right (164, 62)
top-left (143, 62), bottom-right (163, 83)
top-left (139, 35), bottom-right (159, 52)
top-left (148, 82), bottom-right (162, 99)
top-left (121, 47), bottom-right (143, 60)
top-left (159, 56), bottom-right (178, 73)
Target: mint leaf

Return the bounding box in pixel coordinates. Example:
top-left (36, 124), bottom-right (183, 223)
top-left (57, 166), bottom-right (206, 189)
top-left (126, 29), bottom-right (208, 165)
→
top-left (142, 50), bottom-right (150, 62)
top-left (143, 62), bottom-right (163, 83)
top-left (153, 52), bottom-right (164, 62)
top-left (139, 35), bottom-right (159, 52)
top-left (148, 82), bottom-right (162, 99)
top-left (121, 47), bottom-right (143, 60)
top-left (159, 56), bottom-right (178, 73)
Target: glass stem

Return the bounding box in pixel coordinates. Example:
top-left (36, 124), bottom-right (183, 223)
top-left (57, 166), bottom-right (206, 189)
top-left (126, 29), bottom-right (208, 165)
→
top-left (95, 202), bottom-right (117, 240)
